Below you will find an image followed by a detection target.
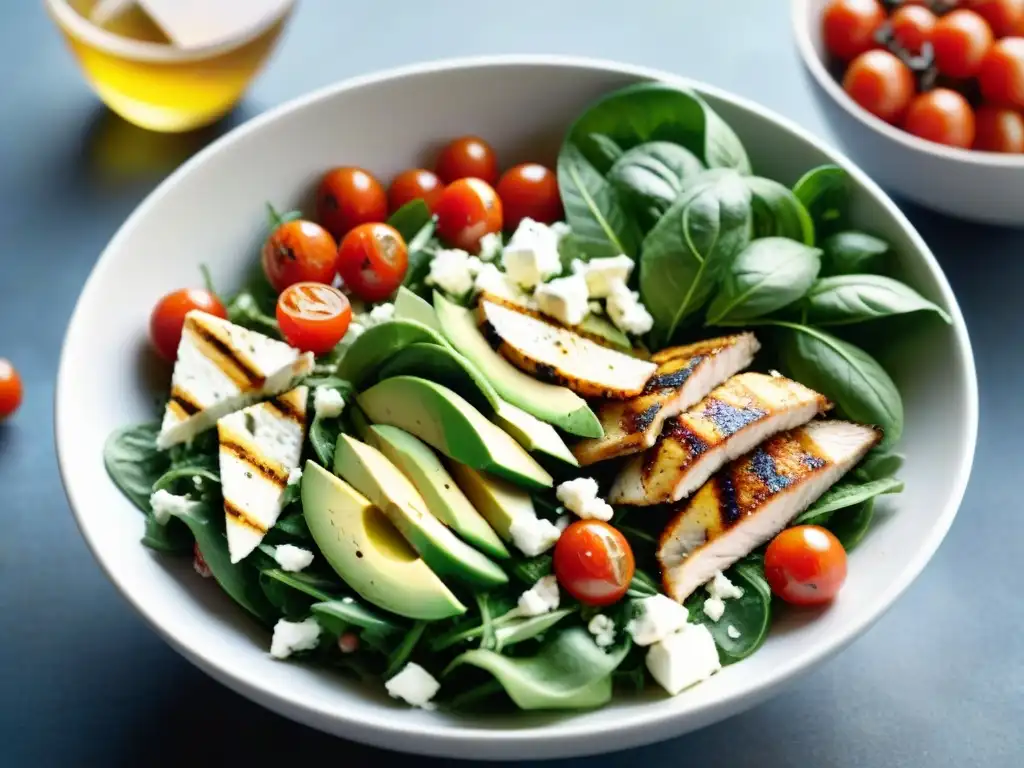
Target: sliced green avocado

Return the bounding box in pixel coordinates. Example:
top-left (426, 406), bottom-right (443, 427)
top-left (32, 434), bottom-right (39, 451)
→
top-left (357, 376), bottom-right (553, 489)
top-left (433, 291), bottom-right (602, 438)
top-left (492, 400), bottom-right (579, 467)
top-left (578, 314), bottom-right (632, 352)
top-left (365, 424), bottom-right (509, 560)
top-left (333, 435), bottom-right (507, 587)
top-left (337, 319), bottom-right (448, 388)
top-left (394, 286), bottom-right (442, 333)
top-left (300, 461), bottom-right (465, 620)
top-left (447, 463), bottom-right (540, 542)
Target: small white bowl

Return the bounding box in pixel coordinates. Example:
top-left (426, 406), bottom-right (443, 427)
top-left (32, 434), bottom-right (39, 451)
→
top-left (56, 56), bottom-right (978, 760)
top-left (792, 0), bottom-right (1024, 226)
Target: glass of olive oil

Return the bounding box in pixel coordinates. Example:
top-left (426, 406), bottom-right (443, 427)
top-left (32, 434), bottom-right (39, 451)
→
top-left (45, 0), bottom-right (295, 133)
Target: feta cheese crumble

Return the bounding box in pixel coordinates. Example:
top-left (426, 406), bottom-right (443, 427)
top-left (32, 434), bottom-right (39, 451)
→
top-left (606, 280), bottom-right (655, 336)
top-left (626, 594), bottom-right (690, 646)
top-left (517, 575), bottom-right (560, 616)
top-left (368, 302), bottom-right (395, 325)
top-left (385, 662), bottom-right (440, 709)
top-left (474, 262), bottom-right (529, 304)
top-left (645, 623), bottom-right (721, 695)
top-left (534, 274), bottom-right (590, 326)
top-left (478, 231), bottom-right (503, 262)
top-left (313, 387), bottom-right (345, 419)
top-left (555, 477), bottom-right (614, 522)
top-left (727, 625), bottom-right (742, 640)
top-left (702, 571), bottom-right (744, 623)
top-left (426, 248), bottom-right (481, 297)
top-left (509, 515), bottom-right (562, 557)
top-left (702, 597), bottom-right (726, 622)
top-left (573, 254), bottom-right (635, 298)
top-left (273, 544), bottom-right (314, 573)
top-left (502, 219), bottom-right (563, 288)
top-left (149, 489), bottom-right (197, 526)
top-left (587, 614), bottom-right (616, 648)
top-left (555, 515), bottom-right (571, 532)
top-left (287, 466), bottom-right (303, 486)
top-left (269, 618), bottom-right (321, 659)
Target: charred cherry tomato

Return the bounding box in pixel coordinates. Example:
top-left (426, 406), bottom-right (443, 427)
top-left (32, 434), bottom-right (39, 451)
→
top-left (261, 219), bottom-right (338, 293)
top-left (0, 359), bottom-right (23, 420)
top-left (764, 525), bottom-right (848, 606)
top-left (150, 288), bottom-right (227, 361)
top-left (890, 4), bottom-right (937, 55)
top-left (496, 163), bottom-right (563, 230)
top-left (965, 0), bottom-right (1024, 37)
top-left (973, 104), bottom-right (1024, 151)
top-left (904, 88), bottom-right (976, 147)
top-left (979, 37), bottom-right (1024, 108)
top-left (316, 167), bottom-right (388, 240)
top-left (337, 222), bottom-right (409, 302)
top-left (388, 168), bottom-right (445, 214)
top-left (435, 135), bottom-right (499, 185)
top-left (932, 9), bottom-right (994, 78)
top-left (435, 178), bottom-right (503, 252)
top-left (553, 520), bottom-right (635, 607)
top-left (823, 0), bottom-right (885, 61)
top-left (276, 282), bottom-right (352, 355)
top-left (843, 50), bottom-right (916, 123)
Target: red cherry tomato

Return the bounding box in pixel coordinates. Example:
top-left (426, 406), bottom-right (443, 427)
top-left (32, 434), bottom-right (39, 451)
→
top-left (904, 88), bottom-right (976, 147)
top-left (336, 223), bottom-right (409, 303)
top-left (388, 169), bottom-right (445, 214)
top-left (150, 288), bottom-right (227, 361)
top-left (973, 104), bottom-right (1024, 151)
top-left (965, 0), bottom-right (1024, 36)
top-left (496, 163), bottom-right (563, 230)
top-left (932, 9), bottom-right (994, 78)
top-left (979, 37), bottom-right (1024, 108)
top-left (764, 525), bottom-right (848, 606)
top-left (261, 219), bottom-right (338, 293)
top-left (276, 282), bottom-right (352, 355)
top-left (823, 0), bottom-right (885, 61)
top-left (842, 50), bottom-right (917, 123)
top-left (316, 167), bottom-right (388, 240)
top-left (435, 178), bottom-right (504, 252)
top-left (0, 359), bottom-right (23, 420)
top-left (435, 136), bottom-right (499, 185)
top-left (553, 520), bottom-right (635, 606)
top-left (890, 5), bottom-right (937, 55)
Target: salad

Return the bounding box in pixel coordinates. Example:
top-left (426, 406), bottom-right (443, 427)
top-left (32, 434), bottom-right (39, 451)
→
top-left (104, 82), bottom-right (950, 713)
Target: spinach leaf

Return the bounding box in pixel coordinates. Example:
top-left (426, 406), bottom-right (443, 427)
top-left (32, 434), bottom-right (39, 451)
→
top-left (820, 231), bottom-right (889, 276)
top-left (260, 572), bottom-right (316, 620)
top-left (826, 499), bottom-right (876, 551)
top-left (258, 566), bottom-right (341, 601)
top-left (640, 171), bottom-right (752, 343)
top-left (626, 569), bottom-right (661, 598)
top-left (793, 164), bottom-right (849, 240)
top-left (493, 609), bottom-right (575, 651)
top-left (386, 199), bottom-right (433, 243)
top-left (607, 141), bottom-right (705, 229)
top-left (589, 133), bottom-right (625, 166)
top-left (706, 237), bottom-right (821, 325)
top-left (225, 260), bottom-right (281, 337)
top-left (794, 476), bottom-right (904, 525)
top-left (385, 621), bottom-right (428, 678)
top-left (263, 508), bottom-right (311, 545)
top-left (510, 555), bottom-right (553, 585)
top-left (311, 599), bottom-right (404, 638)
top-left (855, 449), bottom-right (904, 481)
top-left (558, 142), bottom-right (640, 259)
top-left (152, 466), bottom-right (219, 494)
top-left (686, 561), bottom-right (772, 663)
top-left (745, 176), bottom-right (816, 245)
top-left (141, 516), bottom-right (193, 554)
top-left (803, 274), bottom-right (952, 326)
top-left (305, 380), bottom-right (354, 467)
top-left (104, 422), bottom-right (170, 513)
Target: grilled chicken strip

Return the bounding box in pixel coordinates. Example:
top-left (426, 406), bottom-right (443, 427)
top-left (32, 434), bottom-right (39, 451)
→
top-left (610, 373), bottom-right (830, 505)
top-left (658, 420), bottom-right (881, 602)
top-left (572, 333), bottom-right (760, 466)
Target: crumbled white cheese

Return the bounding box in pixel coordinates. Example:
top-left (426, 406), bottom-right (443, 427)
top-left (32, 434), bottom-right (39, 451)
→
top-left (478, 231), bottom-right (503, 262)
top-left (702, 596), bottom-right (726, 622)
top-left (572, 254), bottom-right (635, 298)
top-left (645, 623), bottom-right (721, 695)
top-left (474, 262), bottom-right (530, 304)
top-left (707, 571), bottom-right (745, 601)
top-left (269, 618), bottom-right (321, 659)
top-left (555, 477), bottom-right (614, 522)
top-left (589, 301), bottom-right (604, 315)
top-left (426, 248), bottom-right (481, 296)
top-left (550, 221), bottom-right (571, 241)
top-left (313, 387), bottom-right (345, 419)
top-left (606, 280), bottom-right (654, 336)
top-left (368, 302), bottom-right (395, 325)
top-left (502, 218), bottom-right (563, 288)
top-left (149, 489), bottom-right (197, 526)
top-left (627, 594), bottom-right (690, 646)
top-left (385, 662), bottom-right (440, 709)
top-left (287, 466), bottom-right (303, 486)
top-left (727, 625), bottom-right (741, 640)
top-left (509, 515), bottom-right (562, 557)
top-left (587, 614), bottom-right (616, 648)
top-left (343, 321), bottom-right (366, 342)
top-left (273, 544), bottom-right (314, 573)
top-left (534, 273), bottom-right (590, 326)
top-left (517, 575), bottom-right (560, 616)
top-left (555, 515), bottom-right (571, 532)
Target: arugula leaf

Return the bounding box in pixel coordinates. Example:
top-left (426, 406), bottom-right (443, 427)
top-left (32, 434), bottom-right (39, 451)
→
top-left (803, 274), bottom-right (952, 326)
top-left (558, 142), bottom-right (640, 259)
top-left (792, 164), bottom-right (849, 241)
top-left (607, 141), bottom-right (705, 229)
top-left (387, 199), bottom-right (433, 243)
top-left (685, 561), bottom-right (772, 663)
top-left (795, 477), bottom-right (904, 525)
top-left (103, 422), bottom-right (170, 513)
top-left (746, 176), bottom-right (816, 245)
top-left (820, 231), bottom-right (890, 276)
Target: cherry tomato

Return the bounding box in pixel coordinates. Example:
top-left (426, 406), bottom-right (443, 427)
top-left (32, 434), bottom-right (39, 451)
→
top-left (435, 178), bottom-right (504, 252)
top-left (973, 104), bottom-right (1024, 150)
top-left (193, 542), bottom-right (212, 578)
top-left (823, 0), bottom-right (885, 61)
top-left (261, 219), bottom-right (338, 293)
top-left (276, 282), bottom-right (352, 354)
top-left (932, 9), bottom-right (994, 78)
top-left (904, 88), bottom-right (976, 147)
top-left (890, 5), bottom-right (937, 55)
top-left (150, 288), bottom-right (227, 361)
top-left (496, 163), bottom-right (563, 230)
top-left (842, 50), bottom-right (916, 123)
top-left (0, 359), bottom-right (23, 420)
top-left (965, 0), bottom-right (1024, 36)
top-left (435, 136), bottom-right (499, 185)
top-left (316, 167), bottom-right (388, 240)
top-left (388, 169), bottom-right (445, 214)
top-left (553, 520), bottom-right (635, 606)
top-left (764, 525), bottom-right (848, 606)
top-left (979, 37), bottom-right (1024, 108)
top-left (337, 223), bottom-right (409, 302)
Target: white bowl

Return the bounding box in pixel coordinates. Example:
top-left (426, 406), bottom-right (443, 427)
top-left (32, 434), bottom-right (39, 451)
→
top-left (56, 56), bottom-right (978, 760)
top-left (792, 0), bottom-right (1024, 226)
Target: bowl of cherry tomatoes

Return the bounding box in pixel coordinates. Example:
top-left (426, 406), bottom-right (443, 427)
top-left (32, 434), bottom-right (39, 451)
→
top-left (792, 0), bottom-right (1024, 225)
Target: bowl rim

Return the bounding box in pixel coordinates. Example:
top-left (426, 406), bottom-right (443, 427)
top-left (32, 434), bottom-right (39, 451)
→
top-left (55, 54), bottom-right (979, 758)
top-left (790, 0), bottom-right (1024, 168)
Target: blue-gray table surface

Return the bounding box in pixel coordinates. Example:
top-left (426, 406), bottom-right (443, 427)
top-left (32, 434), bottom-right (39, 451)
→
top-left (1, 1), bottom-right (1020, 765)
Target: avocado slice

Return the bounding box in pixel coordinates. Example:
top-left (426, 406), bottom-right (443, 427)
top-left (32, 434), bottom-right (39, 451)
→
top-left (337, 319), bottom-right (448, 388)
top-left (492, 400), bottom-right (579, 467)
top-left (447, 462), bottom-right (540, 542)
top-left (394, 286), bottom-right (442, 333)
top-left (333, 435), bottom-right (508, 587)
top-left (365, 425), bottom-right (509, 560)
top-left (578, 314), bottom-right (632, 351)
top-left (358, 376), bottom-right (553, 489)
top-left (300, 461), bottom-right (465, 620)
top-left (433, 292), bottom-right (602, 438)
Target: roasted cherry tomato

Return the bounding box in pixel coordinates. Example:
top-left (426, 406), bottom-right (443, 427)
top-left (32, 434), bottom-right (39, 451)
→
top-left (823, 0), bottom-right (885, 61)
top-left (261, 219), bottom-right (338, 293)
top-left (932, 9), bottom-right (994, 78)
top-left (966, 0), bottom-right (1024, 37)
top-left (979, 37), bottom-right (1024, 108)
top-left (388, 168), bottom-right (445, 214)
top-left (496, 163), bottom-right (563, 230)
top-left (337, 222), bottom-right (409, 302)
top-left (276, 282), bottom-right (352, 354)
top-left (890, 4), bottom-right (937, 55)
top-left (553, 520), bottom-right (635, 607)
top-left (150, 288), bottom-right (227, 361)
top-left (0, 359), bottom-right (23, 420)
top-left (316, 167), bottom-right (388, 240)
top-left (764, 525), bottom-right (848, 606)
top-left (904, 88), bottom-right (976, 147)
top-left (435, 135), bottom-right (499, 185)
top-left (435, 178), bottom-right (503, 252)
top-left (973, 104), bottom-right (1024, 150)
top-left (843, 50), bottom-right (916, 123)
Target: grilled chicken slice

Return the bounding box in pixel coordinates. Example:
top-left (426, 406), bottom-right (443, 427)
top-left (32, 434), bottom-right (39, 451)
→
top-left (477, 297), bottom-right (656, 399)
top-left (658, 420), bottom-right (881, 602)
top-left (610, 373), bottom-right (830, 505)
top-left (572, 333), bottom-right (760, 466)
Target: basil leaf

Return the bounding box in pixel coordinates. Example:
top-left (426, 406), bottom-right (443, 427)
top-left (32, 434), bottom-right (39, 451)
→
top-left (746, 176), bottom-right (816, 245)
top-left (686, 561), bottom-right (771, 663)
top-left (104, 423), bottom-right (170, 513)
top-left (386, 199), bottom-right (432, 243)
top-left (795, 477), bottom-right (904, 525)
top-left (820, 231), bottom-right (889, 276)
top-left (855, 449), bottom-right (904, 481)
top-left (706, 237), bottom-right (821, 325)
top-left (804, 274), bottom-right (952, 326)
top-left (826, 499), bottom-right (876, 551)
top-left (793, 164), bottom-right (849, 240)
top-left (607, 141), bottom-right (705, 229)
top-left (558, 142), bottom-right (641, 258)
